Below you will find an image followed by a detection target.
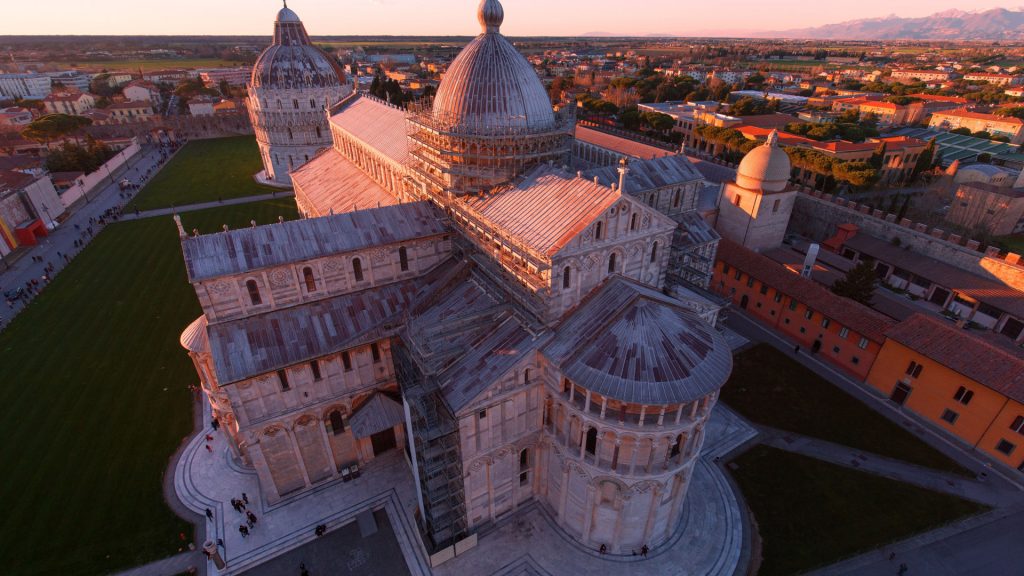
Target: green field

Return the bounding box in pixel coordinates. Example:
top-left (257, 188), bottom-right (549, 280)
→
top-left (731, 446), bottom-right (987, 576)
top-left (995, 234), bottom-right (1024, 255)
top-left (55, 59), bottom-right (243, 72)
top-left (721, 344), bottom-right (971, 476)
top-left (0, 199), bottom-right (298, 576)
top-left (132, 136), bottom-right (276, 211)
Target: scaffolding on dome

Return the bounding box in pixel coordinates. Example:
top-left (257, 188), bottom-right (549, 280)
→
top-left (406, 98), bottom-right (576, 196)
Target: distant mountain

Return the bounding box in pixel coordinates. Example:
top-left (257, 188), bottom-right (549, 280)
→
top-left (768, 8), bottom-right (1024, 40)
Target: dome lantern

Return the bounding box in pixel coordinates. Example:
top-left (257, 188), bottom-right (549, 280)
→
top-left (478, 0), bottom-right (505, 33)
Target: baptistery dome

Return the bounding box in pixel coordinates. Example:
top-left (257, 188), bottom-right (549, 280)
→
top-left (735, 130), bottom-right (792, 193)
top-left (431, 0), bottom-right (555, 134)
top-left (251, 3), bottom-right (346, 90)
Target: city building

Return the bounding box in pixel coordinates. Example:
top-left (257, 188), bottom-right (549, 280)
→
top-left (929, 109), bottom-right (1024, 145)
top-left (889, 69), bottom-right (953, 83)
top-left (963, 72), bottom-right (1024, 86)
top-left (712, 238), bottom-right (893, 380)
top-left (123, 80), bottom-right (163, 107)
top-left (181, 0), bottom-right (732, 559)
top-left (41, 91), bottom-right (96, 115)
top-left (947, 181), bottom-right (1024, 236)
top-left (105, 100), bottom-right (156, 123)
top-left (246, 4), bottom-right (351, 185)
top-left (866, 314), bottom-right (1024, 471)
top-left (199, 67), bottom-right (253, 88)
top-left (0, 107), bottom-right (33, 127)
top-left (0, 72), bottom-right (52, 99)
top-left (0, 170), bottom-right (58, 255)
top-left (45, 71), bottom-right (92, 92)
top-left (715, 130), bottom-right (797, 252)
top-left (188, 96), bottom-right (217, 116)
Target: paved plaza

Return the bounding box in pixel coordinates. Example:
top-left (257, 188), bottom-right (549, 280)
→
top-left (175, 396), bottom-right (757, 576)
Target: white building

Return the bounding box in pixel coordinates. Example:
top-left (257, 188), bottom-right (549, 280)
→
top-left (246, 5), bottom-right (352, 185)
top-left (0, 73), bottom-right (52, 99)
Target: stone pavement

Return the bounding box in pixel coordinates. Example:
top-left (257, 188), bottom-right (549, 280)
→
top-left (174, 402), bottom-right (428, 576)
top-left (0, 144), bottom-right (175, 330)
top-left (433, 406), bottom-right (758, 576)
top-left (175, 400), bottom-right (757, 576)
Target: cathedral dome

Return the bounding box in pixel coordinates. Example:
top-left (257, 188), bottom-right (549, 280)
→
top-left (431, 0), bottom-right (555, 134)
top-left (735, 130), bottom-right (792, 193)
top-left (251, 3), bottom-right (346, 90)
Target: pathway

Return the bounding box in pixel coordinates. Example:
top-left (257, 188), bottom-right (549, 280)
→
top-left (0, 144), bottom-right (175, 329)
top-left (722, 309), bottom-right (1024, 575)
top-left (121, 190), bottom-right (295, 222)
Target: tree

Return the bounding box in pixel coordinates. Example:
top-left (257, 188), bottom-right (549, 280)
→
top-left (831, 260), bottom-right (877, 305)
top-left (910, 137), bottom-right (936, 181)
top-left (869, 141), bottom-right (887, 170)
top-left (21, 114), bottom-right (92, 147)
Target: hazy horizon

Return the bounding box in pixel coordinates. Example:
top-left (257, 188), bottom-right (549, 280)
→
top-left (0, 1), bottom-right (1017, 37)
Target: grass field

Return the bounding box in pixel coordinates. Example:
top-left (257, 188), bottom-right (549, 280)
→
top-left (54, 59), bottom-right (243, 72)
top-left (995, 234), bottom-right (1024, 255)
top-left (731, 446), bottom-right (987, 576)
top-left (721, 344), bottom-right (971, 476)
top-left (0, 199), bottom-right (298, 576)
top-left (132, 136), bottom-right (276, 211)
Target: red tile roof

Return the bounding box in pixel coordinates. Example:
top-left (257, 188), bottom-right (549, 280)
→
top-left (906, 93), bottom-right (968, 104)
top-left (716, 238), bottom-right (896, 342)
top-left (885, 314), bottom-right (1024, 402)
top-left (933, 108), bottom-right (1024, 125)
top-left (574, 125), bottom-right (675, 160)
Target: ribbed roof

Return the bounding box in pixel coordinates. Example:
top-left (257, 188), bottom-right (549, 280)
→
top-left (543, 277), bottom-right (732, 405)
top-left (431, 0), bottom-right (554, 134)
top-left (181, 202), bottom-right (447, 282)
top-left (329, 95), bottom-right (409, 165)
top-left (251, 4), bottom-right (346, 90)
top-left (291, 149), bottom-right (397, 218)
top-left (179, 314), bottom-right (209, 354)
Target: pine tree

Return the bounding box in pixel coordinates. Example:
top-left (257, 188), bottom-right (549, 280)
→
top-left (831, 260), bottom-right (877, 305)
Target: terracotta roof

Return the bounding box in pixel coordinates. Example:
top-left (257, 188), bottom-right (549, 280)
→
top-left (906, 93), bottom-right (968, 104)
top-left (732, 113), bottom-right (798, 130)
top-left (181, 201), bottom-right (447, 282)
top-left (932, 108), bottom-right (1024, 125)
top-left (885, 314), bottom-right (1024, 402)
top-left (461, 163), bottom-right (622, 258)
top-left (574, 125), bottom-right (675, 160)
top-left (0, 169), bottom-right (35, 192)
top-left (716, 238), bottom-right (895, 342)
top-left (842, 233), bottom-right (1024, 318)
top-left (543, 276), bottom-right (732, 405)
top-left (291, 149), bottom-right (397, 217)
top-left (329, 94), bottom-right (408, 165)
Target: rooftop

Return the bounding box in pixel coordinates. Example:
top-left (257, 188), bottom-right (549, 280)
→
top-left (329, 94), bottom-right (409, 165)
top-left (885, 314), bottom-right (1024, 403)
top-left (291, 149), bottom-right (397, 217)
top-left (180, 201), bottom-right (447, 283)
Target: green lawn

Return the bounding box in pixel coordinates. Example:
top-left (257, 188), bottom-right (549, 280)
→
top-left (0, 199), bottom-right (298, 576)
top-left (132, 136), bottom-right (277, 211)
top-left (995, 234), bottom-right (1024, 255)
top-left (721, 344), bottom-right (972, 476)
top-left (731, 446), bottom-right (987, 576)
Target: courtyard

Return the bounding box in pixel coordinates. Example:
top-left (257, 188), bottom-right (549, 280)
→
top-left (130, 136), bottom-right (278, 211)
top-left (0, 199), bottom-right (297, 575)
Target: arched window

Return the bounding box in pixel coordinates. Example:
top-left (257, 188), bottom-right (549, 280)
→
top-left (276, 99), bottom-right (282, 109)
top-left (316, 126), bottom-right (322, 139)
top-left (292, 98), bottom-right (299, 109)
top-left (302, 266), bottom-right (317, 292)
top-left (288, 127), bottom-right (293, 140)
top-left (607, 252), bottom-right (617, 274)
top-left (519, 448), bottom-right (530, 486)
top-left (595, 221), bottom-right (603, 240)
top-left (399, 246), bottom-right (409, 271)
top-left (310, 98), bottom-right (316, 109)
top-left (328, 410), bottom-right (345, 435)
top-left (585, 427), bottom-right (598, 455)
top-left (673, 189), bottom-right (681, 208)
top-left (524, 368), bottom-right (530, 383)
top-left (670, 433), bottom-right (683, 457)
top-left (246, 279), bottom-right (261, 305)
top-left (650, 242), bottom-right (658, 263)
top-left (562, 266), bottom-right (571, 289)
top-left (630, 212), bottom-right (638, 231)
top-left (352, 258), bottom-right (363, 282)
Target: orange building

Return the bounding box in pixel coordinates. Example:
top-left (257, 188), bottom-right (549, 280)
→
top-left (867, 314), bottom-right (1024, 471)
top-left (713, 239), bottom-right (895, 380)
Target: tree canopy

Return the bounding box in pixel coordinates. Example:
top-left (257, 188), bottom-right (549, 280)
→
top-left (831, 260), bottom-right (877, 305)
top-left (21, 114), bottom-right (92, 144)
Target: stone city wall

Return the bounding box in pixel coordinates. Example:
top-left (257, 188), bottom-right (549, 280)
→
top-left (789, 189), bottom-right (1024, 291)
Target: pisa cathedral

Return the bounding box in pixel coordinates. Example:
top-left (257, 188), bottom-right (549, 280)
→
top-left (180, 0), bottom-right (794, 556)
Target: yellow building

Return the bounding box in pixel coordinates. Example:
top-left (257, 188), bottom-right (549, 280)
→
top-left (867, 314), bottom-right (1024, 472)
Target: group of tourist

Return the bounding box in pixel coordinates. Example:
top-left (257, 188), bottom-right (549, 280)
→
top-left (230, 493), bottom-right (259, 538)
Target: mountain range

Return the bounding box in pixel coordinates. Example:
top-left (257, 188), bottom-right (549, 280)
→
top-left (767, 8), bottom-right (1024, 41)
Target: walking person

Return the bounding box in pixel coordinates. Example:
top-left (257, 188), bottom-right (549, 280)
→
top-left (205, 508), bottom-right (214, 520)
top-left (794, 345), bottom-right (800, 355)
top-left (242, 493), bottom-right (249, 505)
top-left (246, 510), bottom-right (257, 528)
top-left (300, 562), bottom-right (310, 576)
top-left (641, 544), bottom-right (649, 557)
top-left (239, 525), bottom-right (249, 538)
top-left (898, 564), bottom-right (908, 575)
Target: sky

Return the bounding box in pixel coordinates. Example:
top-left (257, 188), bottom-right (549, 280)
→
top-left (0, 0), bottom-right (1017, 36)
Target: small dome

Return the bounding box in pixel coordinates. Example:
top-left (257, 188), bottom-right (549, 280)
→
top-left (180, 315), bottom-right (209, 353)
top-left (431, 0), bottom-right (555, 134)
top-left (736, 130), bottom-right (791, 193)
top-left (251, 3), bottom-right (346, 90)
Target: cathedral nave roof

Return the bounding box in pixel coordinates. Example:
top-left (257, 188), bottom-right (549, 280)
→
top-left (580, 155), bottom-right (703, 194)
top-left (291, 150), bottom-right (397, 218)
top-left (328, 95), bottom-right (410, 165)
